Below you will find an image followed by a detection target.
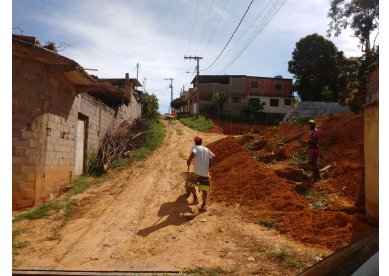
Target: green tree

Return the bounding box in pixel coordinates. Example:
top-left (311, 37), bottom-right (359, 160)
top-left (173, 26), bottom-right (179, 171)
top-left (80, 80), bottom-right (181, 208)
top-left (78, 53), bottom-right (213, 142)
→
top-left (327, 0), bottom-right (379, 52)
top-left (139, 92), bottom-right (159, 119)
top-left (211, 92), bottom-right (226, 118)
top-left (212, 92), bottom-right (226, 111)
top-left (337, 56), bottom-right (362, 112)
top-left (288, 33), bottom-right (341, 102)
top-left (170, 97), bottom-right (184, 111)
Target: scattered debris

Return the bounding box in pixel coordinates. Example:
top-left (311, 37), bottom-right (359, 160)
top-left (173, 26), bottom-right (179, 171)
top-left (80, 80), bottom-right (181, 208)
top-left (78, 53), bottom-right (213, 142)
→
top-left (97, 118), bottom-right (151, 171)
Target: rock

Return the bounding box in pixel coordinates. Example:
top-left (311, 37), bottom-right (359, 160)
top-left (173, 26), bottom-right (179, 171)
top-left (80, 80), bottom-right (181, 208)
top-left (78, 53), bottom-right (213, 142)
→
top-left (248, 257), bottom-right (255, 261)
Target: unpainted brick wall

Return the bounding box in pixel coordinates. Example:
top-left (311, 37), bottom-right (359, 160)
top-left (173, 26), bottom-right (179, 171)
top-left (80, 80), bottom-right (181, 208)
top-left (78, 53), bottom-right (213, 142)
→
top-left (13, 55), bottom-right (141, 208)
top-left (12, 56), bottom-right (48, 208)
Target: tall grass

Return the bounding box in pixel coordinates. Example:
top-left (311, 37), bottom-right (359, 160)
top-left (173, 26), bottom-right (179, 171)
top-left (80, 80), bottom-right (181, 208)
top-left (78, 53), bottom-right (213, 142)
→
top-left (179, 115), bottom-right (213, 132)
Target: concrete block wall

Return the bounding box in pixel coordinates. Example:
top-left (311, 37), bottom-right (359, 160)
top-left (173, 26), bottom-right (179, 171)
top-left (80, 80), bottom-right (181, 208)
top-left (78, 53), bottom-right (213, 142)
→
top-left (13, 55), bottom-right (141, 208)
top-left (284, 101), bottom-right (350, 121)
top-left (38, 75), bottom-right (78, 203)
top-left (79, 93), bottom-right (116, 154)
top-left (12, 56), bottom-right (48, 208)
top-left (77, 92), bottom-right (141, 157)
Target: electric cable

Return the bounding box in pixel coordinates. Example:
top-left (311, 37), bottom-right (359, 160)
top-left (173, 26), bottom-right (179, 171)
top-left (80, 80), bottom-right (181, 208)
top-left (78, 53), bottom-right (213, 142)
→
top-left (220, 0), bottom-right (287, 73)
top-left (201, 0), bottom-right (254, 71)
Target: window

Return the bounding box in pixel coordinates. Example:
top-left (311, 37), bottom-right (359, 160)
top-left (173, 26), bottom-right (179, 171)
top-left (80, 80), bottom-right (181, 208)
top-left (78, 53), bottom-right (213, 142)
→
top-left (251, 81), bottom-right (259, 89)
top-left (232, 97), bottom-right (241, 103)
top-left (248, 98), bottom-right (260, 108)
top-left (284, 99), bottom-right (292, 105)
top-left (275, 83), bottom-right (282, 90)
top-left (270, 99), bottom-right (279, 107)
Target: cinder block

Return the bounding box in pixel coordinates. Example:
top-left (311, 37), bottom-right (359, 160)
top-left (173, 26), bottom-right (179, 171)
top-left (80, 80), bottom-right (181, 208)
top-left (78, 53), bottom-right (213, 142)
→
top-left (12, 156), bottom-right (23, 165)
top-left (47, 121), bottom-right (57, 130)
top-left (13, 164), bottom-right (22, 173)
top-left (51, 129), bottom-right (60, 138)
top-left (47, 136), bottom-right (58, 145)
top-left (27, 172), bottom-right (36, 181)
top-left (25, 148), bottom-right (37, 156)
top-left (21, 130), bottom-right (36, 139)
top-left (12, 194), bottom-right (35, 208)
top-left (29, 139), bottom-right (37, 147)
top-left (13, 138), bottom-right (29, 148)
top-left (27, 155), bottom-right (38, 164)
top-left (54, 144), bottom-right (61, 152)
top-left (13, 180), bottom-right (35, 191)
top-left (14, 147), bottom-right (26, 157)
top-left (21, 164), bottom-right (36, 173)
top-left (13, 173), bottom-right (29, 182)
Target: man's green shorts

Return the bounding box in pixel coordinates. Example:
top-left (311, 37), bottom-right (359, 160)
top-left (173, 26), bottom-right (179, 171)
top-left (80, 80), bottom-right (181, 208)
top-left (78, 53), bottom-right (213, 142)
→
top-left (187, 173), bottom-right (210, 191)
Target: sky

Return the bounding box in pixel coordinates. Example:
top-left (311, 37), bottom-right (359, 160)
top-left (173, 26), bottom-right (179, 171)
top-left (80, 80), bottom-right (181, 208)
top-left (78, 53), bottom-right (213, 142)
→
top-left (10, 0), bottom-right (372, 114)
top-left (4, 1), bottom-right (386, 274)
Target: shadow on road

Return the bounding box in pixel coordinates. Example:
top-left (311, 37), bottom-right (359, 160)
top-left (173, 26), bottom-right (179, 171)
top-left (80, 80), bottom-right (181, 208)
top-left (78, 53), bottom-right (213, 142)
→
top-left (137, 194), bottom-right (197, 237)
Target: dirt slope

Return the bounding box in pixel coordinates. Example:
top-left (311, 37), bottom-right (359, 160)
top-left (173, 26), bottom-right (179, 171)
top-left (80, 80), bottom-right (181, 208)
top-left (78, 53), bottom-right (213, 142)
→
top-left (12, 119), bottom-right (331, 275)
top-left (208, 112), bottom-right (376, 251)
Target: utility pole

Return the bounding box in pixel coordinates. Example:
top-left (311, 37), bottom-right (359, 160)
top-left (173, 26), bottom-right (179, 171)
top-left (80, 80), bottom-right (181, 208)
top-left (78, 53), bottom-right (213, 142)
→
top-left (136, 63), bottom-right (139, 79)
top-left (143, 78), bottom-right (146, 93)
top-left (184, 56), bottom-right (202, 114)
top-left (165, 77), bottom-right (174, 114)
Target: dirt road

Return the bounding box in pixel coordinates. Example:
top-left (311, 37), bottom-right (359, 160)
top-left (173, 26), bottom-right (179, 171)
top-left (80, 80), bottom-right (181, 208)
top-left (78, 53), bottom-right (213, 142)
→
top-left (13, 119), bottom-right (330, 275)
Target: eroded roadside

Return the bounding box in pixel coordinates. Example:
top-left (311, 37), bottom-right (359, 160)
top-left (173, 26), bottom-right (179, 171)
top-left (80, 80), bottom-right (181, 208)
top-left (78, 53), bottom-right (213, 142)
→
top-left (12, 119), bottom-right (330, 275)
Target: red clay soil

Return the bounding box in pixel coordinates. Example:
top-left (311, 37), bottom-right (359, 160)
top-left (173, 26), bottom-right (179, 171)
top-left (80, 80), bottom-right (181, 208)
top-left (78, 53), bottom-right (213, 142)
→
top-left (207, 112), bottom-right (377, 251)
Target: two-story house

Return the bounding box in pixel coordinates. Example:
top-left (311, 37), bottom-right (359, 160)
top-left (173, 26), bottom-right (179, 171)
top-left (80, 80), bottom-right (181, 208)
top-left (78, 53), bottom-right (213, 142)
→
top-left (188, 75), bottom-right (293, 118)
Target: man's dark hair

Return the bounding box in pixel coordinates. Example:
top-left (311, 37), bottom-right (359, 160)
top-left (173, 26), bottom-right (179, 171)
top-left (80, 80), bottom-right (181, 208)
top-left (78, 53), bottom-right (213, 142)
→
top-left (195, 141), bottom-right (202, 145)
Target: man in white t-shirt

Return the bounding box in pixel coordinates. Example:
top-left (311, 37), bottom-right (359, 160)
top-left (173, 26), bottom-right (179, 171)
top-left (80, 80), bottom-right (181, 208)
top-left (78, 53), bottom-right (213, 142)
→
top-left (186, 136), bottom-right (215, 212)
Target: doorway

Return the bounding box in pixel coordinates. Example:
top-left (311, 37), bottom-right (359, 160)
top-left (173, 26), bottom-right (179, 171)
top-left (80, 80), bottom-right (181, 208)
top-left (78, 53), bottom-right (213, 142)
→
top-left (75, 113), bottom-right (88, 176)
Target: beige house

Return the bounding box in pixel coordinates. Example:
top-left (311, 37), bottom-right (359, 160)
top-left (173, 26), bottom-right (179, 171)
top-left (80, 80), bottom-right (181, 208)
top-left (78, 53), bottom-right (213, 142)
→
top-left (12, 35), bottom-right (141, 208)
top-left (187, 75), bottom-right (294, 119)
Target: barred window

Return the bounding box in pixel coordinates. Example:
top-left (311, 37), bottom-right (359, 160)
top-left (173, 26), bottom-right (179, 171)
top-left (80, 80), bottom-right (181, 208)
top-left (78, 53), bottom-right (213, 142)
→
top-left (270, 99), bottom-right (279, 106)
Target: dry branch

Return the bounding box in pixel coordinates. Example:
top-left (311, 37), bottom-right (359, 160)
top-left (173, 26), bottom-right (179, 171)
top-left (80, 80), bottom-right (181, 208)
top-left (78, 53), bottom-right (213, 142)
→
top-left (96, 118), bottom-right (151, 171)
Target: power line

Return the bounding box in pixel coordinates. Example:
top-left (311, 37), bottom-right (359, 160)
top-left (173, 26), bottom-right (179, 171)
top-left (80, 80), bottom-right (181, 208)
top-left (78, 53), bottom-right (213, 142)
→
top-left (202, 0), bottom-right (254, 71)
top-left (217, 0), bottom-right (275, 62)
top-left (193, 0), bottom-right (215, 54)
top-left (185, 69), bottom-right (197, 87)
top-left (199, 0), bottom-right (230, 55)
top-left (185, 0), bottom-right (199, 56)
top-left (141, 64), bottom-right (187, 71)
top-left (220, 0), bottom-right (287, 73)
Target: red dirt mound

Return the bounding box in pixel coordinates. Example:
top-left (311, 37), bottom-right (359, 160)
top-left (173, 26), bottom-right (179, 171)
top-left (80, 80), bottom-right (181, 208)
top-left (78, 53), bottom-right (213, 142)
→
top-left (207, 113), bottom-right (377, 251)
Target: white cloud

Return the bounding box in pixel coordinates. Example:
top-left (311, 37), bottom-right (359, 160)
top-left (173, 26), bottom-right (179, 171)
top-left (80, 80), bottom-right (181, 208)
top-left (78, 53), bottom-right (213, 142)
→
top-left (12, 0), bottom-right (372, 113)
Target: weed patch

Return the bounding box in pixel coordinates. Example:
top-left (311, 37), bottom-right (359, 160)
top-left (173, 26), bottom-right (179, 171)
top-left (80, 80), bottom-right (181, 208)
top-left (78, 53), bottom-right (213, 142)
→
top-left (304, 191), bottom-right (329, 210)
top-left (179, 115), bottom-right (213, 132)
top-left (12, 227), bottom-right (30, 258)
top-left (255, 219), bottom-right (279, 229)
top-left (183, 266), bottom-right (235, 276)
top-left (246, 139), bottom-right (265, 151)
top-left (13, 175), bottom-right (109, 223)
top-left (268, 249), bottom-right (302, 269)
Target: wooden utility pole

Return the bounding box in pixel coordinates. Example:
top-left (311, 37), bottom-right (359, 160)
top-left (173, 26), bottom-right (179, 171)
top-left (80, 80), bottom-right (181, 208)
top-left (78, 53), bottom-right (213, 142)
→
top-left (184, 55), bottom-right (202, 114)
top-left (165, 77), bottom-right (174, 114)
